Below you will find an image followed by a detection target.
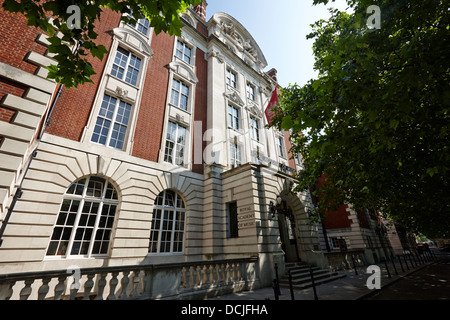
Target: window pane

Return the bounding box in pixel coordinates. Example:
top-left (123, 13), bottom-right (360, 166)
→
top-left (46, 177), bottom-right (118, 257)
top-left (111, 47), bottom-right (129, 79)
top-left (125, 55), bottom-right (141, 86)
top-left (165, 190), bottom-right (175, 207)
top-left (149, 191), bottom-right (186, 254)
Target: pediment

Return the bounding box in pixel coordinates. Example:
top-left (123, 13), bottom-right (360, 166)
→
top-left (169, 61), bottom-right (199, 84)
top-left (224, 90), bottom-right (245, 106)
top-left (113, 27), bottom-right (153, 56)
top-left (247, 103), bottom-right (263, 118)
top-left (207, 12), bottom-right (268, 69)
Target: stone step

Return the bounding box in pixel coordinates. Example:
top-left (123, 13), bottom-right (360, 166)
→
top-left (280, 273), bottom-right (346, 291)
top-left (279, 263), bottom-right (346, 291)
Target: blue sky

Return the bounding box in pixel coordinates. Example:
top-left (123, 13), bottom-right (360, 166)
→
top-left (205, 0), bottom-right (349, 87)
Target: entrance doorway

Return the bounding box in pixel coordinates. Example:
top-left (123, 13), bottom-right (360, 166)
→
top-left (278, 207), bottom-right (301, 262)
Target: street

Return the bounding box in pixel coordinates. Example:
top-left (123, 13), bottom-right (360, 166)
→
top-left (369, 252), bottom-right (450, 300)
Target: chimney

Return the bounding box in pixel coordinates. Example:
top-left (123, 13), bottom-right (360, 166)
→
top-left (267, 68), bottom-right (278, 83)
top-left (194, 0), bottom-right (208, 21)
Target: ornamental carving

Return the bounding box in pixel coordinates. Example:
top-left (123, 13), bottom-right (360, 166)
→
top-left (115, 86), bottom-right (128, 98)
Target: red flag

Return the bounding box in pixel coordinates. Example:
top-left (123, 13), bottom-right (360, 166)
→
top-left (265, 87), bottom-right (280, 124)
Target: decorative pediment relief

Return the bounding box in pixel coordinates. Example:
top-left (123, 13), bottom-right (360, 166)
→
top-left (168, 61), bottom-right (199, 84)
top-left (113, 27), bottom-right (153, 56)
top-left (219, 21), bottom-right (257, 59)
top-left (224, 90), bottom-right (245, 107)
top-left (247, 103), bottom-right (263, 118)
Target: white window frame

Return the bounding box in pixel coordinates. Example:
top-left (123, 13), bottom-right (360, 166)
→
top-left (175, 39), bottom-right (193, 65)
top-left (250, 116), bottom-right (260, 142)
top-left (164, 121), bottom-right (187, 167)
top-left (228, 104), bottom-right (240, 131)
top-left (230, 141), bottom-right (242, 169)
top-left (149, 190), bottom-right (186, 255)
top-left (90, 94), bottom-right (133, 151)
top-left (276, 134), bottom-right (287, 159)
top-left (170, 78), bottom-right (190, 112)
top-left (45, 176), bottom-right (119, 259)
top-left (110, 46), bottom-right (142, 87)
top-left (132, 17), bottom-right (150, 36)
top-left (247, 82), bottom-right (256, 101)
top-left (226, 68), bottom-right (237, 89)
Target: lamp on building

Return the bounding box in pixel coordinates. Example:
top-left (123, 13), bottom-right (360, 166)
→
top-left (269, 196), bottom-right (289, 219)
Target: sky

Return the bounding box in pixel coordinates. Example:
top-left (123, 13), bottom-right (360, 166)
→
top-left (205, 0), bottom-right (350, 88)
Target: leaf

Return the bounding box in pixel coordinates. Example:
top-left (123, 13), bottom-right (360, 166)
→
top-left (90, 44), bottom-right (108, 60)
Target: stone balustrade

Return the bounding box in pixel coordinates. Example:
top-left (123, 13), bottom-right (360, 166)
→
top-left (0, 257), bottom-right (258, 300)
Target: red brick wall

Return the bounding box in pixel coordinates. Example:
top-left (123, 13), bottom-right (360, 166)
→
top-left (357, 209), bottom-right (370, 229)
top-left (284, 131), bottom-right (297, 170)
top-left (316, 174), bottom-right (352, 229)
top-left (192, 47), bottom-right (208, 174)
top-left (196, 20), bottom-right (209, 38)
top-left (131, 31), bottom-right (175, 162)
top-left (0, 3), bottom-right (46, 125)
top-left (0, 106), bottom-right (15, 123)
top-left (46, 9), bottom-right (122, 141)
top-left (0, 78), bottom-right (27, 123)
top-left (0, 1), bottom-right (47, 75)
top-left (324, 204), bottom-right (352, 229)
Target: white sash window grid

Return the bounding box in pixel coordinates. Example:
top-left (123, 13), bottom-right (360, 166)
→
top-left (175, 40), bottom-right (192, 64)
top-left (170, 79), bottom-right (190, 111)
top-left (227, 69), bottom-right (237, 88)
top-left (111, 47), bottom-right (142, 86)
top-left (46, 177), bottom-right (119, 258)
top-left (164, 121), bottom-right (187, 167)
top-left (91, 94), bottom-right (132, 150)
top-left (149, 190), bottom-right (186, 254)
top-left (250, 116), bottom-right (260, 142)
top-left (228, 105), bottom-right (240, 131)
top-left (230, 141), bottom-right (242, 169)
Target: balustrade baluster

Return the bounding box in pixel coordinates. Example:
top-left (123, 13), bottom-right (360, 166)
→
top-left (226, 263), bottom-right (231, 282)
top-left (95, 273), bottom-right (108, 300)
top-left (181, 267), bottom-right (187, 288)
top-left (119, 271), bottom-right (130, 299)
top-left (142, 269), bottom-right (153, 298)
top-left (236, 262), bottom-right (242, 281)
top-left (107, 272), bottom-right (119, 300)
top-left (202, 265), bottom-right (208, 286)
top-left (0, 281), bottom-right (16, 300)
top-left (69, 273), bottom-right (81, 300)
top-left (209, 265), bottom-right (214, 284)
top-left (38, 278), bottom-right (51, 300)
top-left (83, 274), bottom-right (95, 300)
top-left (19, 279), bottom-right (34, 300)
top-left (220, 263), bottom-right (225, 283)
top-left (131, 270), bottom-right (142, 297)
top-left (54, 275), bottom-right (67, 300)
top-left (195, 265), bottom-right (201, 287)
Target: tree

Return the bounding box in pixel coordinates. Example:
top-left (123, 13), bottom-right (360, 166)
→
top-left (2, 0), bottom-right (201, 88)
top-left (270, 0), bottom-right (450, 238)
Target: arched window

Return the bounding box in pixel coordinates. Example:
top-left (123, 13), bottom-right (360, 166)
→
top-left (149, 190), bottom-right (186, 254)
top-left (46, 176), bottom-right (119, 258)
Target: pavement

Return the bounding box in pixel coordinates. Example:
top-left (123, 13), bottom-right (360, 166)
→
top-left (207, 250), bottom-right (447, 301)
